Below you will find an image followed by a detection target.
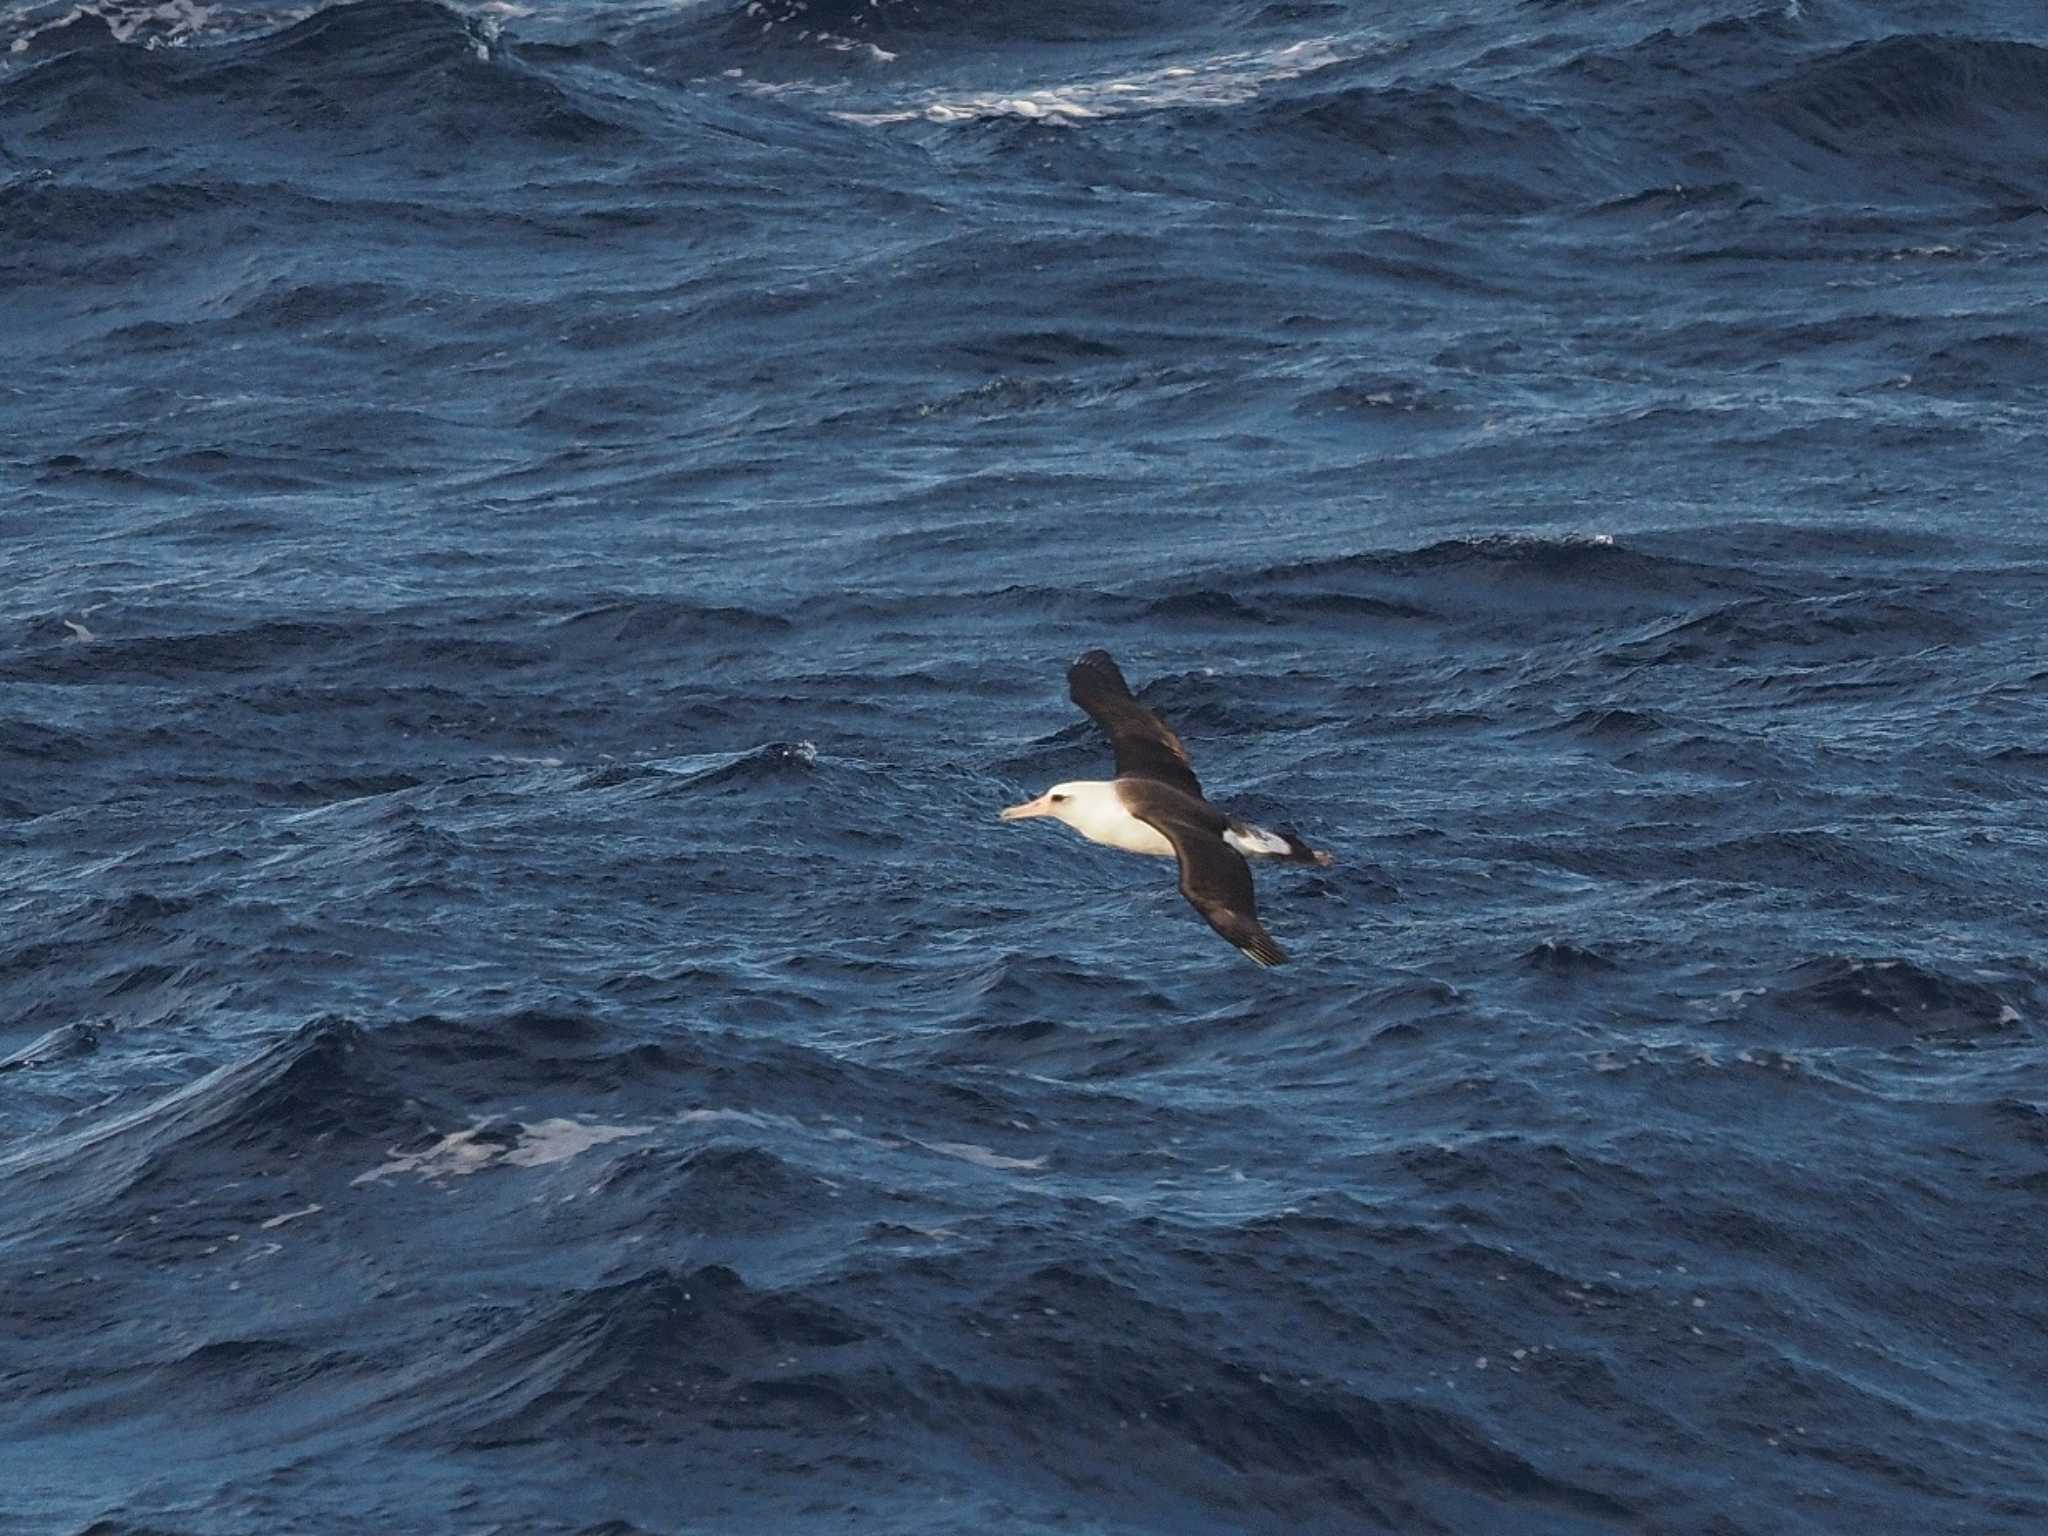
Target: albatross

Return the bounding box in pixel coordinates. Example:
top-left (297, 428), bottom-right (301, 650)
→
top-left (999, 649), bottom-right (1332, 966)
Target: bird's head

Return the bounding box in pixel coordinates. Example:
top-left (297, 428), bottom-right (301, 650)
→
top-left (998, 781), bottom-right (1094, 829)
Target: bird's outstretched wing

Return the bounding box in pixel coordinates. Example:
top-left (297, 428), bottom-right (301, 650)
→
top-left (1068, 649), bottom-right (1204, 801)
top-left (1122, 784), bottom-right (1287, 967)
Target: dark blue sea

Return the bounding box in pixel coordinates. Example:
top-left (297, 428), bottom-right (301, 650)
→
top-left (4, 0), bottom-right (2047, 1530)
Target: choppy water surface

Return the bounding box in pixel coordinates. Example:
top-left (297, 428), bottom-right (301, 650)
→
top-left (3, 0), bottom-right (2046, 1531)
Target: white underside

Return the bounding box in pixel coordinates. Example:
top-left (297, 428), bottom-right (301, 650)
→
top-left (1061, 784), bottom-right (1175, 856)
top-left (1020, 780), bottom-right (1172, 855)
top-left (1039, 781), bottom-right (1294, 861)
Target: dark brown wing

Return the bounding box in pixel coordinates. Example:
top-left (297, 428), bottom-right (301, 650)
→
top-left (1067, 649), bottom-right (1204, 801)
top-left (1125, 791), bottom-right (1287, 967)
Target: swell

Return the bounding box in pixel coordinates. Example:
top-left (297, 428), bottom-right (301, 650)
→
top-left (639, 0), bottom-right (1188, 59)
top-left (1548, 26), bottom-right (2048, 202)
top-left (11, 2), bottom-right (2046, 216)
top-left (0, 0), bottom-right (637, 162)
top-left (1734, 954), bottom-right (2035, 1044)
top-left (382, 1247), bottom-right (1635, 1530)
top-left (0, 1017), bottom-right (421, 1228)
top-left (1129, 535), bottom-right (1771, 633)
top-left (3, 595), bottom-right (793, 687)
top-left (1234, 75), bottom-right (1596, 211)
top-left (881, 19), bottom-right (2048, 212)
top-left (1, 2), bottom-right (2046, 1531)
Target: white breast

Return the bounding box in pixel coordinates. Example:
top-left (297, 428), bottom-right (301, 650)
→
top-left (1058, 782), bottom-right (1176, 857)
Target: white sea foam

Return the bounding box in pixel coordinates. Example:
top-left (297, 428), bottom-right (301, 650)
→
top-left (924, 1140), bottom-right (1047, 1172)
top-left (2, 0), bottom-right (527, 58)
top-left (353, 1117), bottom-right (649, 1185)
top-left (824, 33), bottom-right (1367, 127)
top-left (5, 0), bottom-right (310, 54)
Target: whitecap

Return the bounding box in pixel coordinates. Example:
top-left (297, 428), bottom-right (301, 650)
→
top-left (353, 1117), bottom-right (649, 1186)
top-left (828, 32), bottom-right (1369, 128)
top-left (923, 1140), bottom-right (1047, 1172)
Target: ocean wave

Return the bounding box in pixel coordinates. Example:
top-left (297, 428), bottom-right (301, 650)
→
top-left (5, 0), bottom-right (2048, 1527)
top-left (728, 0), bottom-right (1180, 47)
top-left (386, 1262), bottom-right (871, 1451)
top-left (1908, 330), bottom-right (2048, 400)
top-left (1192, 537), bottom-right (1753, 631)
top-left (0, 1019), bottom-right (420, 1225)
top-left (1736, 32), bottom-right (2048, 196)
top-left (1748, 955), bottom-right (2031, 1042)
top-left (0, 0), bottom-right (635, 158)
top-left (2, 617), bottom-right (357, 683)
top-left (1610, 586), bottom-right (1983, 668)
top-left (0, 1019), bottom-right (100, 1072)
top-left (547, 595), bottom-right (794, 645)
top-left (654, 740), bottom-right (820, 792)
top-left (1, 0), bottom-right (309, 57)
top-left (823, 29), bottom-right (1364, 124)
top-left (1760, 33), bottom-right (2048, 138)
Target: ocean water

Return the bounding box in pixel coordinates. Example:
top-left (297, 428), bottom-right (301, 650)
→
top-left (3, 0), bottom-right (2047, 1530)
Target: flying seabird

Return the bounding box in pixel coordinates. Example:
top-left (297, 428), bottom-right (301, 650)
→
top-left (999, 649), bottom-right (1332, 966)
